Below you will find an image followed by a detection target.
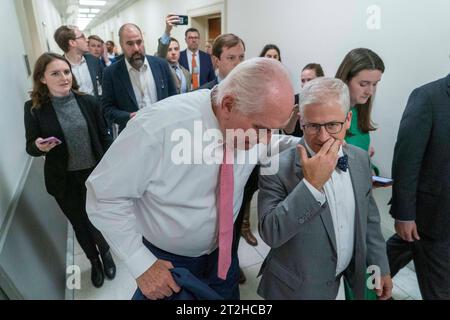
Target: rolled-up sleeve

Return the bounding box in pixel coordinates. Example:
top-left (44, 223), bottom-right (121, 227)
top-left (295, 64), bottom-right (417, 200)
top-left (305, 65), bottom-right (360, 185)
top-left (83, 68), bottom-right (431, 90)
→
top-left (86, 117), bottom-right (163, 278)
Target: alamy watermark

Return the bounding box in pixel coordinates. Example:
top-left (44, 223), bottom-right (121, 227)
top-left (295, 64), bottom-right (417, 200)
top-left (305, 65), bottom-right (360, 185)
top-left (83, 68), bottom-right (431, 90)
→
top-left (170, 121), bottom-right (281, 175)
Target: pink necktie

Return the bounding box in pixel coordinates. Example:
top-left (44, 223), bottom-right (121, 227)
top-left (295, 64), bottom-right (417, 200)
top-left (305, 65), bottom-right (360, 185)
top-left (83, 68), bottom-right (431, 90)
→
top-left (217, 145), bottom-right (234, 280)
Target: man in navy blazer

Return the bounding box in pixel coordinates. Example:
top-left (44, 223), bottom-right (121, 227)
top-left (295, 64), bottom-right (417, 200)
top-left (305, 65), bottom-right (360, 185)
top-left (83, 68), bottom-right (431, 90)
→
top-left (389, 73), bottom-right (450, 299)
top-left (102, 24), bottom-right (177, 133)
top-left (179, 28), bottom-right (216, 88)
top-left (54, 25), bottom-right (104, 99)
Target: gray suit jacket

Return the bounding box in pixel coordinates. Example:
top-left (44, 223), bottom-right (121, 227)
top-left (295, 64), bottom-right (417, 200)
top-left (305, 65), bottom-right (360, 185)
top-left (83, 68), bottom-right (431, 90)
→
top-left (257, 141), bottom-right (389, 300)
top-left (157, 38), bottom-right (192, 94)
top-left (390, 74), bottom-right (450, 240)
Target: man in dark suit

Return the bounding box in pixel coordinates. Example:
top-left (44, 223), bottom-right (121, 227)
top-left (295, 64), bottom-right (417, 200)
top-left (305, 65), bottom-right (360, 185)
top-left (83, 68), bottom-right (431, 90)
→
top-left (199, 34), bottom-right (245, 90)
top-left (179, 28), bottom-right (216, 89)
top-left (257, 77), bottom-right (392, 300)
top-left (54, 25), bottom-right (104, 99)
top-left (102, 23), bottom-right (177, 133)
top-left (389, 74), bottom-right (450, 300)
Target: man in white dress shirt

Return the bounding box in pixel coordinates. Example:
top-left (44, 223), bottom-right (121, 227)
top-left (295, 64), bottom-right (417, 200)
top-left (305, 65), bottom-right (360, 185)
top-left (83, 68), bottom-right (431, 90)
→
top-left (257, 77), bottom-right (392, 300)
top-left (86, 58), bottom-right (297, 300)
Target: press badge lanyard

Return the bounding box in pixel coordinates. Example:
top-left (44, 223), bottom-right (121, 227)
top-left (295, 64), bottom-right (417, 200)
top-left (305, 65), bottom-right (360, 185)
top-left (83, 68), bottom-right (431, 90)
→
top-left (131, 67), bottom-right (150, 109)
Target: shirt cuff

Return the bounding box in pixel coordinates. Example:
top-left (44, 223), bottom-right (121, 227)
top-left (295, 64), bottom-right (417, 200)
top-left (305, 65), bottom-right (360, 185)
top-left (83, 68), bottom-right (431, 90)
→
top-left (124, 245), bottom-right (158, 279)
top-left (105, 60), bottom-right (112, 67)
top-left (395, 219), bottom-right (415, 223)
top-left (304, 179), bottom-right (326, 205)
top-left (161, 33), bottom-right (171, 45)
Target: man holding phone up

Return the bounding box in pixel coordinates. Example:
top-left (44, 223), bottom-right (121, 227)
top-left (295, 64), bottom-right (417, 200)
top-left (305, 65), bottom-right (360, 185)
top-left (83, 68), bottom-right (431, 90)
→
top-left (157, 15), bottom-right (192, 94)
top-left (158, 14), bottom-right (215, 89)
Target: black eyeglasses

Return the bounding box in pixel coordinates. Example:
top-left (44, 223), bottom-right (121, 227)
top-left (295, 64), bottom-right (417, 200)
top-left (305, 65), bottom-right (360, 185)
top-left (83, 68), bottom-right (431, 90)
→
top-left (302, 118), bottom-right (347, 135)
top-left (75, 34), bottom-right (86, 40)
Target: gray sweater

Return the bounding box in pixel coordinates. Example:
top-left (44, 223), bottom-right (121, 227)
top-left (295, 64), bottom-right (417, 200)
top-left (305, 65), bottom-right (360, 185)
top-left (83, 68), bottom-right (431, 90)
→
top-left (52, 92), bottom-right (97, 171)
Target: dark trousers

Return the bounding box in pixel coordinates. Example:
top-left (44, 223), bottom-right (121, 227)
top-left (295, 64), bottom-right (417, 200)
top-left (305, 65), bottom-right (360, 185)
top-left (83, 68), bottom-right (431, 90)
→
top-left (133, 239), bottom-right (240, 300)
top-left (54, 168), bottom-right (110, 260)
top-left (233, 167), bottom-right (259, 253)
top-left (387, 233), bottom-right (450, 299)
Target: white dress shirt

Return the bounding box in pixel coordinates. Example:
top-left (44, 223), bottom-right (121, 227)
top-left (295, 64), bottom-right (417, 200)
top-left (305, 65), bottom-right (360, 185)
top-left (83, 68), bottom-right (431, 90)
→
top-left (303, 143), bottom-right (356, 276)
top-left (86, 89), bottom-right (299, 278)
top-left (125, 57), bottom-right (158, 109)
top-left (186, 49), bottom-right (200, 84)
top-left (68, 55), bottom-right (94, 96)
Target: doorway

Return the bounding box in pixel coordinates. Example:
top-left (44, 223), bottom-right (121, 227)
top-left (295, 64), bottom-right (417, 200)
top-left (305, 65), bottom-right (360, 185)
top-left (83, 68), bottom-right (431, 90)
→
top-left (188, 2), bottom-right (225, 52)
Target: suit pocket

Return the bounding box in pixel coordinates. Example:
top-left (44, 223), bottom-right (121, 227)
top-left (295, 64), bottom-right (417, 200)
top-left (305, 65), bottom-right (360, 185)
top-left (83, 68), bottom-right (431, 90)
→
top-left (267, 258), bottom-right (303, 291)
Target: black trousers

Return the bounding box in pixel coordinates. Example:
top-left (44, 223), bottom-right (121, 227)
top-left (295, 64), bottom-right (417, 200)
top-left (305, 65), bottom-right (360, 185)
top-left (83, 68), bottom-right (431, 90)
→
top-left (54, 168), bottom-right (110, 260)
top-left (232, 166), bottom-right (259, 254)
top-left (387, 233), bottom-right (450, 300)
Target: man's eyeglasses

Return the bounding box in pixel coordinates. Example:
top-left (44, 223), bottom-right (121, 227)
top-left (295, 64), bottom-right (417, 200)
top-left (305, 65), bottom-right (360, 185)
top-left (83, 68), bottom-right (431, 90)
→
top-left (302, 119), bottom-right (347, 135)
top-left (75, 34), bottom-right (86, 40)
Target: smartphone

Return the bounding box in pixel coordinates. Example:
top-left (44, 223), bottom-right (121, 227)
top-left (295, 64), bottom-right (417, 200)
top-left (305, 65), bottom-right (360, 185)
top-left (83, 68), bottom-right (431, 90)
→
top-left (40, 136), bottom-right (62, 145)
top-left (372, 176), bottom-right (393, 186)
top-left (174, 15), bottom-right (189, 25)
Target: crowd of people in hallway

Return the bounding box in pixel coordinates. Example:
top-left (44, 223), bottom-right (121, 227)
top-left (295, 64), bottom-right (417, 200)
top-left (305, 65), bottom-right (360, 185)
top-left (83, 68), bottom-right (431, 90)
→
top-left (23, 13), bottom-right (449, 300)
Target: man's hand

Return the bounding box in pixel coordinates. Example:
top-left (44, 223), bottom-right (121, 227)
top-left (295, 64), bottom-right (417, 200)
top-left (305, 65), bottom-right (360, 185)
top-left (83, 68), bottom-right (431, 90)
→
top-left (376, 275), bottom-right (393, 300)
top-left (369, 145), bottom-right (375, 158)
top-left (297, 139), bottom-right (341, 191)
top-left (130, 112), bottom-right (138, 119)
top-left (102, 43), bottom-right (110, 65)
top-left (165, 14), bottom-right (180, 35)
top-left (395, 220), bottom-right (421, 242)
top-left (136, 260), bottom-right (181, 300)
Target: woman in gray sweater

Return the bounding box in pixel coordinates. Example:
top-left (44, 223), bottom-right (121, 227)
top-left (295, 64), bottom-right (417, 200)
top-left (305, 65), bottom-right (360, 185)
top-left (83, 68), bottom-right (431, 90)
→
top-left (24, 53), bottom-right (115, 288)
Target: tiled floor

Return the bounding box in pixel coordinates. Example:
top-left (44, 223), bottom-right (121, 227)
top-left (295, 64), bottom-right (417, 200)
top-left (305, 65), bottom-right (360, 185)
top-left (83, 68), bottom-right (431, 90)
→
top-left (71, 187), bottom-right (421, 300)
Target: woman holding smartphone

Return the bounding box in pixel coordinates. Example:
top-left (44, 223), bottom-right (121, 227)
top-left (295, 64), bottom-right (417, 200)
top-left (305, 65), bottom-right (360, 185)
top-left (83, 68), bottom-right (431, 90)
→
top-left (24, 53), bottom-right (115, 288)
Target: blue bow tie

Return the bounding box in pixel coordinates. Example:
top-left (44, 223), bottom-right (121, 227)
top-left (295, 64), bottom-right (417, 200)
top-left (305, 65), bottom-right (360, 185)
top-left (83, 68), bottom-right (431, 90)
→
top-left (336, 155), bottom-right (349, 172)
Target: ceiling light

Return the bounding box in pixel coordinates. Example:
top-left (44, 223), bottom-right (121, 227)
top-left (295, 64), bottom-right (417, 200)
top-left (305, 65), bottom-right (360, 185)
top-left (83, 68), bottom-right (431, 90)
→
top-left (79, 0), bottom-right (106, 6)
top-left (90, 8), bottom-right (101, 13)
top-left (79, 8), bottom-right (90, 13)
top-left (87, 14), bottom-right (96, 18)
top-left (78, 13), bottom-right (88, 18)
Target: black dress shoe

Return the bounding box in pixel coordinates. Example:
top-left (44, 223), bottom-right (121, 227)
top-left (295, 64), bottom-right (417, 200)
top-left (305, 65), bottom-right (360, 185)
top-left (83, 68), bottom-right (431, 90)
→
top-left (90, 258), bottom-right (104, 288)
top-left (239, 267), bottom-right (246, 284)
top-left (101, 250), bottom-right (116, 280)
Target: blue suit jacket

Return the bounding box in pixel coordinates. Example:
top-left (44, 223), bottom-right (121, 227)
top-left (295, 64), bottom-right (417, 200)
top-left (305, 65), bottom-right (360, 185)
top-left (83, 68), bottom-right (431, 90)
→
top-left (83, 53), bottom-right (104, 98)
top-left (391, 73), bottom-right (450, 240)
top-left (102, 55), bottom-right (177, 132)
top-left (179, 50), bottom-right (216, 86)
top-left (131, 267), bottom-right (224, 300)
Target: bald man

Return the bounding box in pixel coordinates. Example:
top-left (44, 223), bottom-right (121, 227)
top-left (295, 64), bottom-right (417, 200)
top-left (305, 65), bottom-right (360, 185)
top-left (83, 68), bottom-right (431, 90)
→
top-left (102, 23), bottom-right (177, 133)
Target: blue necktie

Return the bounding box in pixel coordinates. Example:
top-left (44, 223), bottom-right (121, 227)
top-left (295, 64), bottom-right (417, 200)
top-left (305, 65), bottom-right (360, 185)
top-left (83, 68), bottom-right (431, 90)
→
top-left (337, 155), bottom-right (349, 172)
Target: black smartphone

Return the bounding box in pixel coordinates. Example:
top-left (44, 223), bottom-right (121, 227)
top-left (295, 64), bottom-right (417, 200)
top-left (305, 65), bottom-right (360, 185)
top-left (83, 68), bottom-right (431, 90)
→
top-left (174, 15), bottom-right (189, 25)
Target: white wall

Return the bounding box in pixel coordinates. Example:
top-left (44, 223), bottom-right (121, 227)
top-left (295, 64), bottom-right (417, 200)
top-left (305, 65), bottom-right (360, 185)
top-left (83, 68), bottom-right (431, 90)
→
top-left (228, 0), bottom-right (450, 176)
top-left (89, 0), bottom-right (222, 55)
top-left (0, 0), bottom-right (61, 229)
top-left (32, 0), bottom-right (63, 53)
top-left (0, 0), bottom-right (33, 227)
top-left (88, 0), bottom-right (450, 176)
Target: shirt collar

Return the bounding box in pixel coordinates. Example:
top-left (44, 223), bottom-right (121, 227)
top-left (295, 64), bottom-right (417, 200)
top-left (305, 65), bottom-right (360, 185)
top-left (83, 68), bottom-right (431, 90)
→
top-left (65, 54), bottom-right (86, 66)
top-left (125, 56), bottom-right (149, 72)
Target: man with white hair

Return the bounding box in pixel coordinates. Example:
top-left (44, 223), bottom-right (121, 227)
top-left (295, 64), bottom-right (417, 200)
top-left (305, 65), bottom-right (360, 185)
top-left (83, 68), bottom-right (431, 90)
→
top-left (86, 57), bottom-right (297, 300)
top-left (257, 77), bottom-right (392, 300)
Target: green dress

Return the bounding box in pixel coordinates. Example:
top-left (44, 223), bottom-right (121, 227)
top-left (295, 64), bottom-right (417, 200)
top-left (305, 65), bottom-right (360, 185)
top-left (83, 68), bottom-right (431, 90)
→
top-left (345, 107), bottom-right (370, 152)
top-left (344, 107), bottom-right (378, 300)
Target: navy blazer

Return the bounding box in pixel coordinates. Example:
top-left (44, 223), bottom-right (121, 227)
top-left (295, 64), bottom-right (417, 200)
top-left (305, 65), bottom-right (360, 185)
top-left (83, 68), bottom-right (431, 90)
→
top-left (131, 268), bottom-right (224, 300)
top-left (101, 55), bottom-right (177, 132)
top-left (84, 53), bottom-right (104, 98)
top-left (391, 74), bottom-right (450, 240)
top-left (24, 93), bottom-right (112, 199)
top-left (179, 50), bottom-right (216, 86)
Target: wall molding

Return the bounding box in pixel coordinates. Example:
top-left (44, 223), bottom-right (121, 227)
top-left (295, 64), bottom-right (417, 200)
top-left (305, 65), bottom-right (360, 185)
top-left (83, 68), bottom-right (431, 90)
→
top-left (0, 157), bottom-right (33, 254)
